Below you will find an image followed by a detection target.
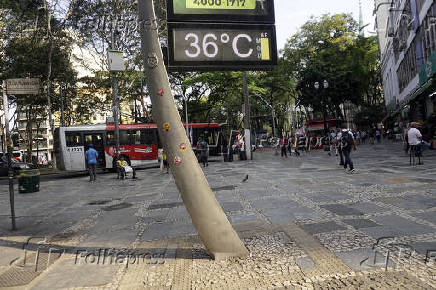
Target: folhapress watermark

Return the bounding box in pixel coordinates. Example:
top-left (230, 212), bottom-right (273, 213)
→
top-left (74, 248), bottom-right (165, 268)
top-left (13, 237), bottom-right (167, 272)
top-left (360, 236), bottom-right (436, 271)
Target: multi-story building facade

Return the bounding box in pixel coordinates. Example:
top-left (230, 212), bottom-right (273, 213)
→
top-left (375, 0), bottom-right (436, 143)
top-left (16, 109), bottom-right (52, 163)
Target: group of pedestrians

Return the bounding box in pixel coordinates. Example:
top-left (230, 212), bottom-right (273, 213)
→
top-left (339, 128), bottom-right (381, 145)
top-left (85, 144), bottom-right (136, 181)
top-left (279, 134), bottom-right (303, 157)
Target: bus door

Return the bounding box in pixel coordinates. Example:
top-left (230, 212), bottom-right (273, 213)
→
top-left (84, 133), bottom-right (106, 168)
top-left (64, 132), bottom-right (86, 171)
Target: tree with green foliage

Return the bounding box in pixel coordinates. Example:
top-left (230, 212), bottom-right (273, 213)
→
top-left (251, 59), bottom-right (297, 135)
top-left (1, 0), bottom-right (77, 160)
top-left (282, 14), bottom-right (384, 127)
top-left (66, 0), bottom-right (163, 123)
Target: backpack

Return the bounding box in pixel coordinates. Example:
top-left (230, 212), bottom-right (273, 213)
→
top-left (341, 131), bottom-right (353, 148)
top-left (199, 141), bottom-right (207, 150)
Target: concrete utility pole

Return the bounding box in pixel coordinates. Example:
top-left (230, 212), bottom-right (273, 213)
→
top-left (242, 72), bottom-right (252, 160)
top-left (112, 73), bottom-right (120, 157)
top-left (111, 21), bottom-right (121, 159)
top-left (137, 0), bottom-right (248, 260)
top-left (2, 81), bottom-right (16, 230)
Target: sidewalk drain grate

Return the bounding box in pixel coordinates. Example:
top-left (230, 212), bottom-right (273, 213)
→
top-left (88, 200), bottom-right (111, 205)
top-left (102, 202), bottom-right (132, 211)
top-left (0, 252), bottom-right (59, 287)
top-left (211, 185), bottom-right (236, 192)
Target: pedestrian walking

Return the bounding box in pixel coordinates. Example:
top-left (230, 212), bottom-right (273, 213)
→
top-left (340, 129), bottom-right (357, 173)
top-left (162, 150), bottom-right (169, 173)
top-left (355, 131), bottom-right (361, 145)
top-left (328, 130), bottom-right (336, 156)
top-left (287, 135), bottom-right (294, 156)
top-left (376, 129), bottom-right (381, 143)
top-left (85, 144), bottom-right (98, 182)
top-left (336, 130), bottom-right (344, 165)
top-left (197, 137), bottom-right (209, 166)
top-left (361, 130), bottom-right (367, 144)
top-left (280, 136), bottom-right (288, 157)
top-left (369, 128), bottom-right (375, 144)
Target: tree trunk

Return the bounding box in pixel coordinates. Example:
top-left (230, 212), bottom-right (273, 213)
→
top-left (139, 68), bottom-right (149, 121)
top-left (44, 0), bottom-right (55, 167)
top-left (137, 0), bottom-right (248, 260)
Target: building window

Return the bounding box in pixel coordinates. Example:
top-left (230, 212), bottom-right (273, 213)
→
top-left (396, 36), bottom-right (418, 93)
top-left (422, 3), bottom-right (436, 63)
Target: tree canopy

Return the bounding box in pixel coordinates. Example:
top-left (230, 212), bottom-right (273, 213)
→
top-left (282, 14), bottom-right (383, 125)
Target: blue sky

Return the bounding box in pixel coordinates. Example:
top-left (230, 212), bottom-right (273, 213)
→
top-left (275, 0), bottom-right (376, 50)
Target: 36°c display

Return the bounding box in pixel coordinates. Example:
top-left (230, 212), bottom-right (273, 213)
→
top-left (167, 23), bottom-right (277, 71)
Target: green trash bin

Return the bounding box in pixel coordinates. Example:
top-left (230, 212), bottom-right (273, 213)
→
top-left (18, 169), bottom-right (40, 194)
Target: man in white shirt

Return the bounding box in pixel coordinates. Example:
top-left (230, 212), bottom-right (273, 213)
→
top-left (407, 122), bottom-right (423, 164)
top-left (407, 122), bottom-right (422, 145)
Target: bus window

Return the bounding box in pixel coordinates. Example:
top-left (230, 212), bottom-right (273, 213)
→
top-left (107, 131), bottom-right (131, 146)
top-left (119, 130), bottom-right (130, 145)
top-left (84, 134), bottom-right (93, 146)
top-left (106, 131), bottom-right (115, 146)
top-left (131, 130), bottom-right (142, 145)
top-left (65, 132), bottom-right (82, 147)
top-left (155, 129), bottom-right (161, 148)
top-left (140, 129), bottom-right (155, 145)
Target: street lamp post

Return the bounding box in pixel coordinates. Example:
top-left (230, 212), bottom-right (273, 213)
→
top-left (252, 94), bottom-right (276, 137)
top-left (314, 80), bottom-right (329, 137)
top-left (271, 107), bottom-right (276, 138)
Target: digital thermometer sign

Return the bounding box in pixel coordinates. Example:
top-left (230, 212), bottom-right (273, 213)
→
top-left (167, 23), bottom-right (277, 71)
top-left (167, 0), bottom-right (275, 23)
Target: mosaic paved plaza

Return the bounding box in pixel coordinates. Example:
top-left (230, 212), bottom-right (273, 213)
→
top-left (0, 142), bottom-right (435, 289)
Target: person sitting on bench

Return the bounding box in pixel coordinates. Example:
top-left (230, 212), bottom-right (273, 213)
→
top-left (117, 156), bottom-right (136, 179)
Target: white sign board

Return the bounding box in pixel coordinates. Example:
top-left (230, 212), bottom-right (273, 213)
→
top-left (107, 50), bottom-right (125, 72)
top-left (6, 78), bottom-right (40, 95)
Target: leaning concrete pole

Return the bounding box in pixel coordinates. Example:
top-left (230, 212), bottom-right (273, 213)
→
top-left (137, 0), bottom-right (248, 260)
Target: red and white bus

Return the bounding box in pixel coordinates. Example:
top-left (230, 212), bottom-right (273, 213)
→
top-left (54, 123), bottom-right (223, 171)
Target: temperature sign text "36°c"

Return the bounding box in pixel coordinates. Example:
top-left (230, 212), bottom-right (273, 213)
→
top-left (167, 23), bottom-right (277, 70)
top-left (182, 32), bottom-right (270, 60)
